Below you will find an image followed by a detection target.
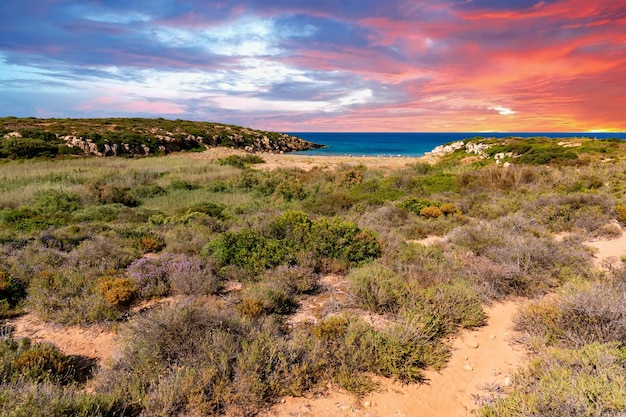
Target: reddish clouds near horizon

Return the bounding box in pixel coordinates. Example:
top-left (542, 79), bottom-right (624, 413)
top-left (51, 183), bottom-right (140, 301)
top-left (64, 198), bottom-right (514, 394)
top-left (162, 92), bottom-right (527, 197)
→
top-left (0, 1), bottom-right (624, 132)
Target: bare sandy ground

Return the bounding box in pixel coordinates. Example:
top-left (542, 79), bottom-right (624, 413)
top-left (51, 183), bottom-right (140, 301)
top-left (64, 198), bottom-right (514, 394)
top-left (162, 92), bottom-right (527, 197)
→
top-left (9, 314), bottom-right (117, 361)
top-left (586, 230), bottom-right (626, 268)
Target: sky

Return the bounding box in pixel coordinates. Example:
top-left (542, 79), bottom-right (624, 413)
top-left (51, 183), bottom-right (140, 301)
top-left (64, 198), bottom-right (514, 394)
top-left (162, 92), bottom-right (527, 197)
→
top-left (0, 1), bottom-right (625, 132)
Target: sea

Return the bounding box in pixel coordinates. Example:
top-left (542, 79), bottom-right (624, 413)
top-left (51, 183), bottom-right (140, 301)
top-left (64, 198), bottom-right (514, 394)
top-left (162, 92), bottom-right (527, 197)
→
top-left (288, 132), bottom-right (626, 157)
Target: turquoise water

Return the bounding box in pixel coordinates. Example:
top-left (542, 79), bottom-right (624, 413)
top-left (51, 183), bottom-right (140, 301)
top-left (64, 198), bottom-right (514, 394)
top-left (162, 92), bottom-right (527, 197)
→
top-left (289, 132), bottom-right (626, 157)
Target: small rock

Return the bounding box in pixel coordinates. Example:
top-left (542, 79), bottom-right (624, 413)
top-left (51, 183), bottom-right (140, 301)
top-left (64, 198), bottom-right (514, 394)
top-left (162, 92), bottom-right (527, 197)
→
top-left (466, 340), bottom-right (479, 349)
top-left (464, 364), bottom-right (473, 372)
top-left (489, 334), bottom-right (496, 340)
top-left (280, 399), bottom-right (286, 404)
top-left (363, 401), bottom-right (372, 408)
top-left (504, 376), bottom-right (511, 386)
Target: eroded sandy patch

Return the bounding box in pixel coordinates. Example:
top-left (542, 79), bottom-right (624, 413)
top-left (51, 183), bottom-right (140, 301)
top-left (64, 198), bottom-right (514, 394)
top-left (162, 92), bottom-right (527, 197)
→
top-left (8, 314), bottom-right (117, 361)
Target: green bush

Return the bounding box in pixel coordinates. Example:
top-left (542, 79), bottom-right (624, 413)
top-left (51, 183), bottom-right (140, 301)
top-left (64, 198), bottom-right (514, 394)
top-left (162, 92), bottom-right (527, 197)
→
top-left (347, 263), bottom-right (406, 313)
top-left (307, 217), bottom-right (381, 268)
top-left (517, 145), bottom-right (578, 165)
top-left (32, 190), bottom-right (81, 215)
top-left (237, 283), bottom-right (298, 317)
top-left (0, 270), bottom-right (26, 317)
top-left (409, 172), bottom-right (456, 194)
top-left (1, 337), bottom-right (71, 384)
top-left (412, 280), bottom-right (486, 335)
top-left (399, 197), bottom-right (440, 215)
top-left (183, 201), bottom-right (226, 219)
top-left (0, 138), bottom-right (59, 159)
top-left (204, 229), bottom-right (288, 275)
top-left (218, 154), bottom-right (265, 168)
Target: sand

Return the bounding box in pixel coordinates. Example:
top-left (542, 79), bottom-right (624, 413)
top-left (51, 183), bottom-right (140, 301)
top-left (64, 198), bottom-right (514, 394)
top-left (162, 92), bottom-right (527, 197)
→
top-left (177, 147), bottom-right (436, 172)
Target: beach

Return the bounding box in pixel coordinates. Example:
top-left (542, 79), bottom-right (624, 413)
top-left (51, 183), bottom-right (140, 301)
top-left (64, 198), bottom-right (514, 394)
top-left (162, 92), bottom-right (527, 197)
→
top-left (179, 147), bottom-right (439, 171)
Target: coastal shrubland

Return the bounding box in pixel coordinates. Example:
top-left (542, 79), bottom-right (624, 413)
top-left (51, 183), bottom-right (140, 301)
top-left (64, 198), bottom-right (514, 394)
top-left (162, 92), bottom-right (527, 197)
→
top-left (0, 133), bottom-right (626, 416)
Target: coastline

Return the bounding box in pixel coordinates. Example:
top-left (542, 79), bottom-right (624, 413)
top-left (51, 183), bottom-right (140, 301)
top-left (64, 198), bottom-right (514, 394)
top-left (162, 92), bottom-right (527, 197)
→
top-left (179, 147), bottom-right (438, 171)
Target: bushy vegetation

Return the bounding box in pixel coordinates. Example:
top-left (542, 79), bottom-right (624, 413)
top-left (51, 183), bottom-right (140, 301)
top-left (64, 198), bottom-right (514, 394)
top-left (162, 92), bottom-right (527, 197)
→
top-left (1, 133), bottom-right (625, 416)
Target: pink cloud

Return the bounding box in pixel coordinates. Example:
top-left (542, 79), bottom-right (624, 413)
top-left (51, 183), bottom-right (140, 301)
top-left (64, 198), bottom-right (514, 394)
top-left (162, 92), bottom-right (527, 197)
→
top-left (78, 96), bottom-right (186, 114)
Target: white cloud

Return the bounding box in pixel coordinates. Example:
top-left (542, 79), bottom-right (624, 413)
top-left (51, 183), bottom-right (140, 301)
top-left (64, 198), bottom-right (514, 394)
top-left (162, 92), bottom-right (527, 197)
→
top-left (490, 106), bottom-right (516, 115)
top-left (152, 17), bottom-right (284, 57)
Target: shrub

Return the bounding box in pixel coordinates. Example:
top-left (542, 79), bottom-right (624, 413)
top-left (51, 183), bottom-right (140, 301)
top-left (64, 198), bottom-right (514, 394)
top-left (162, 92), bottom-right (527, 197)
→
top-left (307, 217), bottom-right (381, 268)
top-left (440, 203), bottom-right (460, 216)
top-left (528, 192), bottom-right (614, 234)
top-left (237, 283), bottom-right (298, 317)
top-left (398, 197), bottom-right (439, 215)
top-left (140, 236), bottom-right (165, 253)
top-left (0, 137), bottom-right (59, 159)
top-left (218, 154), bottom-right (265, 168)
top-left (347, 263), bottom-right (406, 313)
top-left (409, 172), bottom-right (456, 194)
top-left (236, 297), bottom-right (266, 318)
top-left (265, 265), bottom-right (320, 296)
top-left (0, 270), bottom-right (26, 316)
top-left (1, 337), bottom-right (71, 384)
top-left (516, 281), bottom-right (626, 348)
top-left (412, 280), bottom-right (486, 335)
top-left (32, 190), bottom-right (81, 215)
top-left (87, 183), bottom-right (138, 207)
top-left (97, 277), bottom-right (136, 308)
top-left (449, 215), bottom-right (593, 297)
top-left (183, 201), bottom-right (226, 219)
top-left (203, 229), bottom-right (288, 275)
top-left (71, 236), bottom-right (138, 274)
top-left (615, 204), bottom-right (626, 224)
top-left (267, 210), bottom-right (313, 248)
top-left (126, 253), bottom-right (221, 298)
top-left (99, 302), bottom-right (308, 416)
top-left (167, 253), bottom-right (221, 296)
top-left (12, 342), bottom-right (71, 383)
top-left (26, 269), bottom-right (121, 324)
top-left (478, 343), bottom-right (626, 417)
top-left (420, 205), bottom-right (443, 219)
top-left (516, 145), bottom-right (578, 165)
top-left (0, 380), bottom-right (128, 417)
top-left (126, 257), bottom-right (171, 299)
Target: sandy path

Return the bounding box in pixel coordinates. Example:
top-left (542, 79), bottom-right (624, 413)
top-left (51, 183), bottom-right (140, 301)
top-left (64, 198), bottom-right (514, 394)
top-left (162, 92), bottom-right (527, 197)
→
top-left (586, 230), bottom-right (626, 268)
top-left (8, 314), bottom-right (117, 361)
top-left (266, 300), bottom-right (525, 417)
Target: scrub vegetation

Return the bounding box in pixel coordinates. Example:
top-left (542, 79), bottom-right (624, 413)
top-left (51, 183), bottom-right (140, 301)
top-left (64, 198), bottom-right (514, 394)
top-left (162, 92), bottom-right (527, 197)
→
top-left (1, 126), bottom-right (626, 416)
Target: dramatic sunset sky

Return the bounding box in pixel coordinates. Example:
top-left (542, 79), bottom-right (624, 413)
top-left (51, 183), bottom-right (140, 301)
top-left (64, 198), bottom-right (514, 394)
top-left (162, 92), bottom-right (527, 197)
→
top-left (1, 1), bottom-right (624, 132)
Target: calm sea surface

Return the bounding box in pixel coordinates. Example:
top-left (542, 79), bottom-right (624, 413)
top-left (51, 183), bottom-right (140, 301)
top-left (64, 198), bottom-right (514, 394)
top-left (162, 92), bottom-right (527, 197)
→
top-left (288, 132), bottom-right (626, 157)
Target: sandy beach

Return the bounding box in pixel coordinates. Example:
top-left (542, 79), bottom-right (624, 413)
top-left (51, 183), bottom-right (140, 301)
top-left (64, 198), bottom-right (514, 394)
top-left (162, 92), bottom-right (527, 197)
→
top-left (178, 147), bottom-right (438, 171)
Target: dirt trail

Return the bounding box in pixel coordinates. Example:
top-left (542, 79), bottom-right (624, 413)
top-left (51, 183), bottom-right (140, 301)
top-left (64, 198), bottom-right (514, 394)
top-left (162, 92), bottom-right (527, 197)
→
top-left (7, 314), bottom-right (117, 361)
top-left (586, 230), bottom-right (626, 268)
top-left (266, 300), bottom-right (526, 417)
